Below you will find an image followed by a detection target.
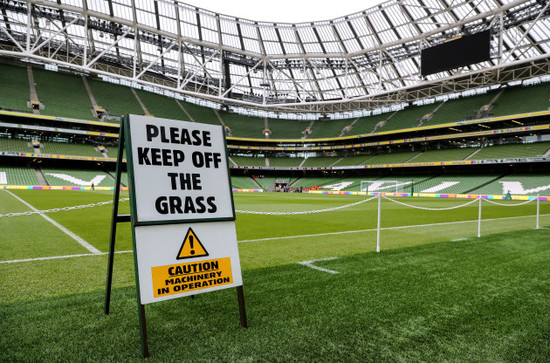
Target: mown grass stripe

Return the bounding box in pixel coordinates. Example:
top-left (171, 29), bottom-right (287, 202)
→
top-left (5, 190), bottom-right (102, 254)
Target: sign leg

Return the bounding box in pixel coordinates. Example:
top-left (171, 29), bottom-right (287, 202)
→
top-left (104, 218), bottom-right (117, 315)
top-left (138, 304), bottom-right (149, 358)
top-left (105, 124), bottom-right (126, 315)
top-left (236, 286), bottom-right (248, 328)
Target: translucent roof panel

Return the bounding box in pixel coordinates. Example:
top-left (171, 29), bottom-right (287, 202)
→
top-left (87, 0), bottom-right (110, 14)
top-left (62, 0), bottom-right (83, 7)
top-left (179, 7), bottom-right (200, 39)
top-left (112, 2), bottom-right (133, 21)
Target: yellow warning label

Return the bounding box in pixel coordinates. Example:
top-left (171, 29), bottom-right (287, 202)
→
top-left (177, 228), bottom-right (208, 260)
top-left (152, 258), bottom-right (233, 298)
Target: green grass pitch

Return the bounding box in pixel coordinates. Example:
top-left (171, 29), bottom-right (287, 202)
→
top-left (1, 189), bottom-right (550, 361)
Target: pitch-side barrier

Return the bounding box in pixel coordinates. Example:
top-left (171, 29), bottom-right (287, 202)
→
top-left (1, 190), bottom-right (547, 254)
top-left (236, 193), bottom-right (547, 253)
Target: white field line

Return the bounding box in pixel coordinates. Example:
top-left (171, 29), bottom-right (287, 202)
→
top-left (298, 257), bottom-right (340, 274)
top-left (0, 250), bottom-right (133, 264)
top-left (5, 190), bottom-right (102, 254)
top-left (239, 213), bottom-right (550, 243)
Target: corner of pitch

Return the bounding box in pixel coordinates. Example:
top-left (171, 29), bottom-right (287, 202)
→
top-left (152, 257), bottom-right (233, 298)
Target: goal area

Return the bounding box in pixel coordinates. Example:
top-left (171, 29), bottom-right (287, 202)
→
top-left (360, 180), bottom-right (413, 193)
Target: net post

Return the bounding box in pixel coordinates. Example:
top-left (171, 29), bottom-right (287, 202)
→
top-left (536, 194), bottom-right (540, 229)
top-left (477, 196), bottom-right (482, 238)
top-left (376, 193), bottom-right (381, 253)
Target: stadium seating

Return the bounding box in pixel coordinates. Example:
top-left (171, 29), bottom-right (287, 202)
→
top-left (268, 157), bottom-right (304, 167)
top-left (372, 176), bottom-right (432, 191)
top-left (253, 176), bottom-right (277, 190)
top-left (364, 151), bottom-right (421, 165)
top-left (3, 64), bottom-right (550, 139)
top-left (109, 146), bottom-right (127, 160)
top-left (349, 114), bottom-right (389, 134)
top-left (335, 177), bottom-right (374, 191)
top-left (226, 140), bottom-right (548, 169)
top-left (87, 78), bottom-right (144, 117)
top-left (338, 176), bottom-right (430, 192)
top-left (134, 89), bottom-right (189, 121)
top-left (230, 155), bottom-right (267, 167)
top-left (288, 177), bottom-right (301, 186)
top-left (410, 147), bottom-right (478, 162)
top-left (267, 118), bottom-right (311, 139)
top-left (295, 177), bottom-right (346, 189)
top-left (309, 176), bottom-right (376, 192)
top-left (302, 156), bottom-right (342, 167)
top-left (379, 103), bottom-right (441, 131)
top-left (297, 175), bottom-right (506, 194)
top-left (0, 63), bottom-right (30, 112)
top-left (427, 92), bottom-right (496, 125)
top-left (32, 68), bottom-right (94, 120)
top-left (120, 172), bottom-right (129, 186)
top-left (220, 112), bottom-right (265, 138)
top-left (41, 168), bottom-right (115, 187)
top-left (491, 82), bottom-right (550, 116)
top-left (40, 142), bottom-right (105, 157)
top-left (471, 174), bottom-right (550, 196)
top-left (106, 171), bottom-right (129, 187)
top-left (103, 170), bottom-right (128, 186)
top-left (231, 176), bottom-right (260, 189)
top-left (470, 142), bottom-right (550, 160)
top-left (290, 176), bottom-right (428, 192)
top-left (284, 175), bottom-right (550, 195)
top-left (310, 118), bottom-right (354, 138)
top-left (178, 101), bottom-right (221, 125)
top-left (332, 155), bottom-right (373, 166)
top-left (3, 64), bottom-right (550, 138)
top-left (415, 175), bottom-right (500, 194)
top-left (0, 165), bottom-right (42, 185)
top-left (0, 137), bottom-right (34, 153)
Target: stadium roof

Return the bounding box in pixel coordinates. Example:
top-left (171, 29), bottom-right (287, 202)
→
top-left (183, 0), bottom-right (385, 23)
top-left (0, 0), bottom-right (549, 114)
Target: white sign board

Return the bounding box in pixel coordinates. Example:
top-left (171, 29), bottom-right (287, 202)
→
top-left (135, 221), bottom-right (242, 304)
top-left (127, 115), bottom-right (234, 223)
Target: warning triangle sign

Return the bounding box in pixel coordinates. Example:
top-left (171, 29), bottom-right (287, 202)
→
top-left (177, 228), bottom-right (209, 260)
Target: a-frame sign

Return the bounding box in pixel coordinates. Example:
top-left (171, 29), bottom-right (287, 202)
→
top-left (105, 115), bottom-right (247, 358)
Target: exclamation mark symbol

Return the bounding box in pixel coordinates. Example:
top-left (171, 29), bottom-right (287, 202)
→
top-left (178, 228), bottom-right (208, 260)
top-left (189, 235), bottom-right (195, 255)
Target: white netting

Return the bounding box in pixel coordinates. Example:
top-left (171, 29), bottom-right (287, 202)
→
top-left (0, 198), bottom-right (129, 218)
top-left (382, 195), bottom-right (481, 211)
top-left (236, 195), bottom-right (377, 215)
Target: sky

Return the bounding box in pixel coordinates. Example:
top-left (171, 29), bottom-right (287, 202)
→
top-left (182, 0), bottom-right (388, 23)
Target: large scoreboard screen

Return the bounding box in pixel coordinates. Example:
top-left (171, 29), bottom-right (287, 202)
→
top-left (421, 30), bottom-right (491, 76)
